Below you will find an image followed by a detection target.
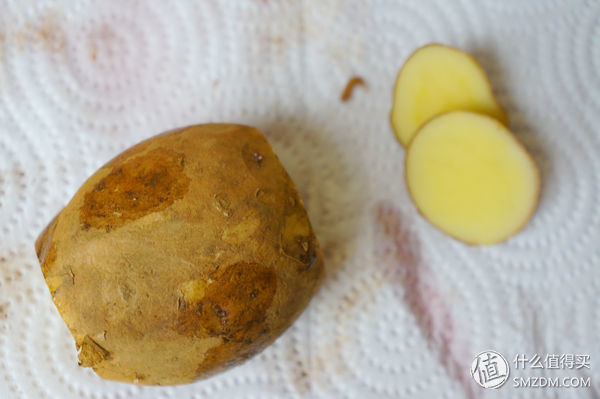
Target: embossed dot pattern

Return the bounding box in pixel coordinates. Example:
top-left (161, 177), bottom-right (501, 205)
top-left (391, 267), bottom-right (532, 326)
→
top-left (0, 1), bottom-right (598, 398)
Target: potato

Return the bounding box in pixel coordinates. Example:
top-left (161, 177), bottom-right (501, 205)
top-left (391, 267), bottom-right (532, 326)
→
top-left (405, 111), bottom-right (539, 245)
top-left (35, 124), bottom-right (323, 385)
top-left (391, 44), bottom-right (507, 146)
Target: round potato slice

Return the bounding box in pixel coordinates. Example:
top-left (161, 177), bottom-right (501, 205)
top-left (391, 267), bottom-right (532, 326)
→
top-left (405, 111), bottom-right (539, 245)
top-left (391, 44), bottom-right (507, 146)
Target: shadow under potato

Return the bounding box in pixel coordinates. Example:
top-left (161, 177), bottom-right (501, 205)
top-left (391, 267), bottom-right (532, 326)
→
top-left (257, 116), bottom-right (369, 289)
top-left (251, 115), bottom-right (371, 396)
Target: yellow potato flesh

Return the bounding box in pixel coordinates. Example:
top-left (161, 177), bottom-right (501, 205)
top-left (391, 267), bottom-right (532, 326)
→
top-left (406, 111), bottom-right (539, 245)
top-left (391, 44), bottom-right (507, 146)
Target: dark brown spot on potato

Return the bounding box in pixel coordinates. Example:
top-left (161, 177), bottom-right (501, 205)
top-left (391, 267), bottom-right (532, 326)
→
top-left (80, 148), bottom-right (190, 231)
top-left (174, 261), bottom-right (276, 344)
top-left (295, 238), bottom-right (318, 272)
top-left (195, 327), bottom-right (272, 377)
top-left (196, 342), bottom-right (241, 376)
top-left (281, 212), bottom-right (318, 271)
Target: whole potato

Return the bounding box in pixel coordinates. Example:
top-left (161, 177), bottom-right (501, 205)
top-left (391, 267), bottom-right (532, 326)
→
top-left (35, 124), bottom-right (323, 385)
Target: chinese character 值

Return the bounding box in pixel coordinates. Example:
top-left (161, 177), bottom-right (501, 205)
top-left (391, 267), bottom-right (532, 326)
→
top-left (476, 353), bottom-right (508, 384)
top-left (545, 354), bottom-right (560, 369)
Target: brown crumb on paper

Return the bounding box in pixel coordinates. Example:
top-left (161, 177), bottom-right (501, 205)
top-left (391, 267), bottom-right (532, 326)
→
top-left (90, 45), bottom-right (97, 61)
top-left (0, 303), bottom-right (8, 320)
top-left (341, 76), bottom-right (367, 102)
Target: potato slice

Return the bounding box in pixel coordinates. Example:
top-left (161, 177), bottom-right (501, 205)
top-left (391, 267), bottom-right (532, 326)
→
top-left (405, 111), bottom-right (539, 245)
top-left (391, 44), bottom-right (507, 146)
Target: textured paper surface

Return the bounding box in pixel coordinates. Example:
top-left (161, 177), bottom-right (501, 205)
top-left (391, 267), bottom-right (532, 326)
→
top-left (0, 1), bottom-right (599, 398)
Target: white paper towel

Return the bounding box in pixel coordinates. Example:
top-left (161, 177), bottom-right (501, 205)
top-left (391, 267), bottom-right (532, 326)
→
top-left (0, 0), bottom-right (599, 398)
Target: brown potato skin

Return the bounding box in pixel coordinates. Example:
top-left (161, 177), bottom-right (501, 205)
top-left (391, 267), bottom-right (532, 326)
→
top-left (35, 124), bottom-right (323, 385)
